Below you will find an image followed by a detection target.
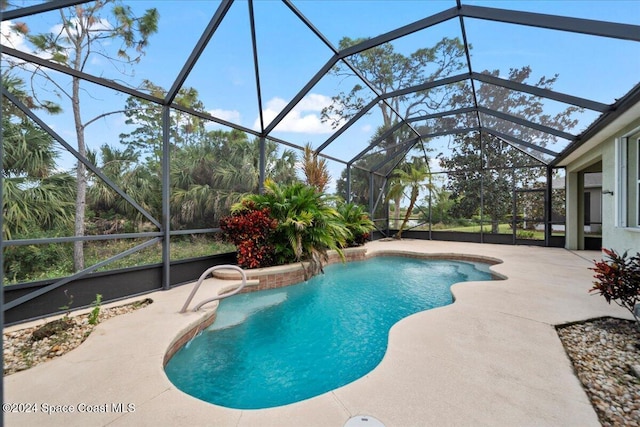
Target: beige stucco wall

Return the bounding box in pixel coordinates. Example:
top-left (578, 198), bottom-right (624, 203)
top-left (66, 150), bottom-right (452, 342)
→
top-left (565, 117), bottom-right (640, 253)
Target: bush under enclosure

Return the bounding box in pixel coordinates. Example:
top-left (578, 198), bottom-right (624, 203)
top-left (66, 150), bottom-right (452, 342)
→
top-left (220, 180), bottom-right (374, 278)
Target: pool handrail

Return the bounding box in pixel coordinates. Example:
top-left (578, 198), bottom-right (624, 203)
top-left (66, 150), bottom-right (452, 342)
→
top-left (179, 265), bottom-right (247, 313)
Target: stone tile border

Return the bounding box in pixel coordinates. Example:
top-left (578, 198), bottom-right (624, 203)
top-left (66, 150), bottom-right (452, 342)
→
top-left (163, 310), bottom-right (217, 366)
top-left (212, 247), bottom-right (367, 291)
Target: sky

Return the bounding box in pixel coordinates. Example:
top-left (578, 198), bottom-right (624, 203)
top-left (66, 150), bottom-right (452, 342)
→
top-left (2, 0), bottom-right (640, 192)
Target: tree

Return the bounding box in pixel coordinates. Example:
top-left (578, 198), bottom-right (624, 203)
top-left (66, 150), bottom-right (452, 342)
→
top-left (387, 158), bottom-right (431, 238)
top-left (14, 1), bottom-right (159, 271)
top-left (440, 66), bottom-right (578, 233)
top-left (120, 80), bottom-right (207, 169)
top-left (322, 36), bottom-right (466, 211)
top-left (120, 83), bottom-right (299, 229)
top-left (87, 144), bottom-right (159, 233)
top-left (169, 130), bottom-right (298, 229)
top-left (440, 133), bottom-right (511, 232)
top-left (169, 131), bottom-right (244, 229)
top-left (323, 36), bottom-right (466, 128)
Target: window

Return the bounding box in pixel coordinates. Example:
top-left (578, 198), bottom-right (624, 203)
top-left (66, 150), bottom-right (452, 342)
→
top-left (637, 138), bottom-right (640, 223)
top-left (617, 130), bottom-right (640, 228)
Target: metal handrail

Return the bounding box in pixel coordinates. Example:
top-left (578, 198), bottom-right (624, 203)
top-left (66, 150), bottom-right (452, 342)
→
top-left (179, 265), bottom-right (247, 313)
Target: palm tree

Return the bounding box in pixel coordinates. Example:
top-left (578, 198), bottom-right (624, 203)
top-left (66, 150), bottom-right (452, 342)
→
top-left (2, 76), bottom-right (76, 282)
top-left (2, 75), bottom-right (74, 240)
top-left (87, 144), bottom-right (160, 232)
top-left (170, 131), bottom-right (299, 229)
top-left (388, 160), bottom-right (432, 239)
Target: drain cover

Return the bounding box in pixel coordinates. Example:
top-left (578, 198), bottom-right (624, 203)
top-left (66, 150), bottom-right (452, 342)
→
top-left (344, 415), bottom-right (386, 427)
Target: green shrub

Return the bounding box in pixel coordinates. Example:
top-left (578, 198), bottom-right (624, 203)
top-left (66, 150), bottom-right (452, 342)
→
top-left (516, 230), bottom-right (536, 239)
top-left (3, 230), bottom-right (73, 283)
top-left (337, 202), bottom-right (374, 247)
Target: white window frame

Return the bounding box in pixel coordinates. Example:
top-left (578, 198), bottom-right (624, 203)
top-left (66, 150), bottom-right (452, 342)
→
top-left (637, 137), bottom-right (640, 227)
top-left (616, 136), bottom-right (627, 227)
top-left (616, 126), bottom-right (640, 229)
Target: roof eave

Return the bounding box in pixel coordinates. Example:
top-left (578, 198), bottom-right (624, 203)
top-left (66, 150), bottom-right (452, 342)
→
top-left (551, 82), bottom-right (640, 167)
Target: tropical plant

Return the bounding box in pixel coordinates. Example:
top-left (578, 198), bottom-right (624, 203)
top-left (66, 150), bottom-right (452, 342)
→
top-left (237, 180), bottom-right (350, 278)
top-left (2, 73), bottom-right (77, 282)
top-left (121, 82), bottom-right (299, 228)
top-left (219, 201), bottom-right (277, 269)
top-left (388, 159), bottom-right (432, 239)
top-left (2, 127), bottom-right (76, 240)
top-left (2, 74), bottom-right (74, 240)
top-left (336, 202), bottom-right (374, 247)
top-left (169, 130), bottom-right (298, 229)
top-left (422, 184), bottom-right (454, 225)
top-left (301, 143), bottom-right (330, 193)
top-left (590, 248), bottom-right (640, 327)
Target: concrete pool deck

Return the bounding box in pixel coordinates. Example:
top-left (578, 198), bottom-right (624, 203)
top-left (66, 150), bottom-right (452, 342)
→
top-left (3, 240), bottom-right (632, 426)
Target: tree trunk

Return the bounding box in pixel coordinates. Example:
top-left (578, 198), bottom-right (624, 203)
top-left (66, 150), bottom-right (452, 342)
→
top-left (395, 189), bottom-right (417, 239)
top-left (393, 194), bottom-right (402, 229)
top-left (72, 75), bottom-right (86, 272)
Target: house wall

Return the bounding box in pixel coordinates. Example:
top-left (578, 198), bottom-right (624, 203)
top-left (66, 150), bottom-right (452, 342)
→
top-left (566, 117), bottom-right (640, 253)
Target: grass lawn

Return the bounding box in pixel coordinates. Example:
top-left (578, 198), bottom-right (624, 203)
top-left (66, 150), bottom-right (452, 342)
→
top-left (4, 237), bottom-right (236, 285)
top-left (434, 223), bottom-right (551, 240)
top-left (85, 236), bottom-right (236, 270)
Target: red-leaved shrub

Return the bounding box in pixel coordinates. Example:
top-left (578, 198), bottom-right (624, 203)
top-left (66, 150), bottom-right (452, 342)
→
top-left (590, 248), bottom-right (640, 326)
top-left (219, 202), bottom-right (277, 269)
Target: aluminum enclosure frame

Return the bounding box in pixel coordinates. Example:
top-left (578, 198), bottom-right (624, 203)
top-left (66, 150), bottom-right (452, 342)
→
top-left (2, 1), bottom-right (638, 414)
top-left (1, 0), bottom-right (638, 318)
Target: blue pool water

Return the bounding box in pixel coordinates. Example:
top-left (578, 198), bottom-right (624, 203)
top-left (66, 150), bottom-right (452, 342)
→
top-left (165, 256), bottom-right (492, 409)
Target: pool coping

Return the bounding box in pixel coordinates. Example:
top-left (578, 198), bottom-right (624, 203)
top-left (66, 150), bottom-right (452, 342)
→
top-left (4, 240), bottom-right (631, 427)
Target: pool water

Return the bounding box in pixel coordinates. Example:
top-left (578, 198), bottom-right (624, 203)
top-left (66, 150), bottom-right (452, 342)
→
top-left (165, 256), bottom-right (493, 409)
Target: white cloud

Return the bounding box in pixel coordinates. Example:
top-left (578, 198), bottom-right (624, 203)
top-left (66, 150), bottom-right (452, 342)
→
top-left (0, 21), bottom-right (40, 71)
top-left (255, 93), bottom-right (345, 134)
top-left (2, 17), bottom-right (112, 68)
top-left (51, 17), bottom-right (113, 39)
top-left (361, 124), bottom-right (372, 133)
top-left (208, 109), bottom-right (241, 125)
top-left (49, 18), bottom-right (113, 64)
top-left (1, 21), bottom-right (28, 50)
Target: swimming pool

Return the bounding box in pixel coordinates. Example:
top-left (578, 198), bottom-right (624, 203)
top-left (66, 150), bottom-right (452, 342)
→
top-left (165, 256), bottom-right (493, 409)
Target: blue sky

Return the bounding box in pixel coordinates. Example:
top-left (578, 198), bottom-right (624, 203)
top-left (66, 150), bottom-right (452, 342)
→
top-left (2, 0), bottom-right (639, 189)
